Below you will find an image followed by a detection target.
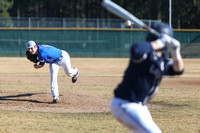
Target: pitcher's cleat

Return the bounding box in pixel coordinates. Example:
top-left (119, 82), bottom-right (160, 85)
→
top-left (72, 68), bottom-right (78, 83)
top-left (52, 96), bottom-right (59, 103)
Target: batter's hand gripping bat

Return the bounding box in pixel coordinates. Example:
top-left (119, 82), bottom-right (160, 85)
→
top-left (101, 0), bottom-right (160, 37)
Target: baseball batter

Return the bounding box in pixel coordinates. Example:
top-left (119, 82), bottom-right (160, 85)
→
top-left (26, 41), bottom-right (78, 103)
top-left (110, 22), bottom-right (184, 132)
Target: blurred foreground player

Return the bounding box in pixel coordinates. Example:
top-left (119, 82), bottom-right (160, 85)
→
top-left (26, 41), bottom-right (78, 103)
top-left (110, 22), bottom-right (184, 133)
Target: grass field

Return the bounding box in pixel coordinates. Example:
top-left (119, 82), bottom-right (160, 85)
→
top-left (0, 58), bottom-right (199, 133)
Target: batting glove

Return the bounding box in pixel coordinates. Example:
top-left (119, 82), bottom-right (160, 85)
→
top-left (159, 34), bottom-right (181, 60)
top-left (167, 37), bottom-right (181, 60)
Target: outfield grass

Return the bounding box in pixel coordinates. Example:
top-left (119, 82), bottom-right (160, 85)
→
top-left (0, 111), bottom-right (128, 133)
top-left (0, 58), bottom-right (199, 133)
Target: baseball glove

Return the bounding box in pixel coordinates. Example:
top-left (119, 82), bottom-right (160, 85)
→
top-left (26, 51), bottom-right (39, 63)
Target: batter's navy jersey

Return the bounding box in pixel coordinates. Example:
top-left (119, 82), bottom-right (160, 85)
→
top-left (114, 42), bottom-right (183, 105)
top-left (37, 45), bottom-right (62, 65)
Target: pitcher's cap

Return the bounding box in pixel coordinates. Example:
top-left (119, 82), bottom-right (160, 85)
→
top-left (26, 41), bottom-right (36, 48)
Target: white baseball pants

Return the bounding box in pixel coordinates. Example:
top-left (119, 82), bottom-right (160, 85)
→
top-left (110, 97), bottom-right (162, 133)
top-left (49, 50), bottom-right (77, 97)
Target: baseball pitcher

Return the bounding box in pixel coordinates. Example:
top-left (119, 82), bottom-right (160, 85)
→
top-left (26, 41), bottom-right (78, 103)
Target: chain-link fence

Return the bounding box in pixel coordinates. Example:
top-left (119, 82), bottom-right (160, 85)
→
top-left (180, 34), bottom-right (200, 58)
top-left (0, 17), bottom-right (160, 29)
top-left (1, 17), bottom-right (200, 58)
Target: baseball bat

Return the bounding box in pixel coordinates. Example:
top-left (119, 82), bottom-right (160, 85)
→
top-left (101, 0), bottom-right (160, 37)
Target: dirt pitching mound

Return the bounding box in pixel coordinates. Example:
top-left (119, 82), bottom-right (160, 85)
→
top-left (0, 91), bottom-right (110, 113)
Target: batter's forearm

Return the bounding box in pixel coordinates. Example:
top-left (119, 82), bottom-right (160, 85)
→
top-left (173, 58), bottom-right (184, 73)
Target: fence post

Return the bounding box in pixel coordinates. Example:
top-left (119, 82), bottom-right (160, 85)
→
top-left (18, 38), bottom-right (22, 57)
top-left (96, 19), bottom-right (99, 28)
top-left (29, 17), bottom-right (31, 28)
top-left (63, 18), bottom-right (66, 28)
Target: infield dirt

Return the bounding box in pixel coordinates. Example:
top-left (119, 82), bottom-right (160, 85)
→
top-left (0, 58), bottom-right (199, 113)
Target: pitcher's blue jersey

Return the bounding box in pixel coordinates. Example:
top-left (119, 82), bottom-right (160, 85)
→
top-left (114, 42), bottom-right (183, 105)
top-left (37, 45), bottom-right (62, 65)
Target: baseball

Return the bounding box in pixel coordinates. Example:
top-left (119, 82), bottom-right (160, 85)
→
top-left (125, 20), bottom-right (132, 27)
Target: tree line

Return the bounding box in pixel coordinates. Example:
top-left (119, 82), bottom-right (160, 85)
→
top-left (1, 0), bottom-right (200, 29)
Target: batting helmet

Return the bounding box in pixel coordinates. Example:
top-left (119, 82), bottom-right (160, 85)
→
top-left (146, 22), bottom-right (174, 41)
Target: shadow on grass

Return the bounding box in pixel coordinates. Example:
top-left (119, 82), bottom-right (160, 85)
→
top-left (0, 93), bottom-right (49, 103)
